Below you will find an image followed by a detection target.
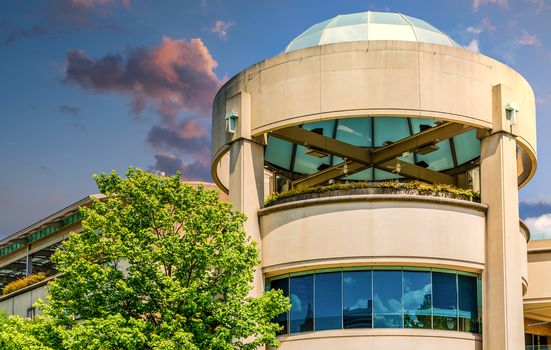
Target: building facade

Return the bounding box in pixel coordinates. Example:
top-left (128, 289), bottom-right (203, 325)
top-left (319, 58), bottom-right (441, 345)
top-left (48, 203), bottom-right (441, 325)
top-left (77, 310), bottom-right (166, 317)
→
top-left (210, 12), bottom-right (548, 350)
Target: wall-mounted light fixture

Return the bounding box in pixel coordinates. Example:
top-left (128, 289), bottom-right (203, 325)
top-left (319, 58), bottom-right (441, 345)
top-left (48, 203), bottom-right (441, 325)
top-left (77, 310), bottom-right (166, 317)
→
top-left (225, 110), bottom-right (238, 134)
top-left (505, 102), bottom-right (519, 125)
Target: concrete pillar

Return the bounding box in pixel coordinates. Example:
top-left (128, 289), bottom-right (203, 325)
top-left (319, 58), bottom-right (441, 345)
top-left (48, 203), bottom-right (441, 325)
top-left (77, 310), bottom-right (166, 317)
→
top-left (226, 92), bottom-right (265, 297)
top-left (481, 84), bottom-right (525, 350)
top-left (25, 245), bottom-right (32, 277)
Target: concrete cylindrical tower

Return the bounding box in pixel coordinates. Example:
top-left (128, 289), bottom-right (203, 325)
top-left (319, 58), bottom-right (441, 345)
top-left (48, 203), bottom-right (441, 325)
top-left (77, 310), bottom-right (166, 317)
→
top-left (211, 11), bottom-right (537, 350)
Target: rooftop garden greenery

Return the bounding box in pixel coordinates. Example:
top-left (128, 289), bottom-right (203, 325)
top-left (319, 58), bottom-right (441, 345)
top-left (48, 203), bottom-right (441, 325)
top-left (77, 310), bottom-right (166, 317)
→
top-left (2, 273), bottom-right (47, 296)
top-left (264, 180), bottom-right (480, 207)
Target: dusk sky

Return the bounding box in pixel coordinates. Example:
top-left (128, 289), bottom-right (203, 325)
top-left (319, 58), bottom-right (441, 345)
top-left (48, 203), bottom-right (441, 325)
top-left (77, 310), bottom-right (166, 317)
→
top-left (1, 0), bottom-right (551, 238)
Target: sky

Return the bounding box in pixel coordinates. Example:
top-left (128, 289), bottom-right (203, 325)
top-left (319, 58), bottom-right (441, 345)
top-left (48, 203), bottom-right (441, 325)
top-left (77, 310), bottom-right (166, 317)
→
top-left (1, 0), bottom-right (551, 238)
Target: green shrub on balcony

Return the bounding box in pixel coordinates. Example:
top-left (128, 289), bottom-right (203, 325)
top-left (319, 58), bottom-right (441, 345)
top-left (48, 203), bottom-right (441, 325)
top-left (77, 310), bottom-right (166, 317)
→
top-left (2, 273), bottom-right (47, 296)
top-left (264, 180), bottom-right (480, 207)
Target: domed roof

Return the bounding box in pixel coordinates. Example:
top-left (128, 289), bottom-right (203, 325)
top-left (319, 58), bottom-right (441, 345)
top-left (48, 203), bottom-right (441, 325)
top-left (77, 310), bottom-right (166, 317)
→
top-left (285, 11), bottom-right (460, 53)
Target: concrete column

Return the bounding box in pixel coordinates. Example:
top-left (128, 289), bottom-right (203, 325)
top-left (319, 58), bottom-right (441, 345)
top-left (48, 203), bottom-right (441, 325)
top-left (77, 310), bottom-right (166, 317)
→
top-left (25, 245), bottom-right (32, 277)
top-left (481, 84), bottom-right (524, 350)
top-left (226, 92), bottom-right (265, 298)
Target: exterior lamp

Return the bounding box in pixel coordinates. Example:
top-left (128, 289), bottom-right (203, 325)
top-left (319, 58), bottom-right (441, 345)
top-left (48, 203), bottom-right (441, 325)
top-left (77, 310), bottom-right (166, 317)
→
top-left (505, 102), bottom-right (519, 125)
top-left (225, 110), bottom-right (238, 134)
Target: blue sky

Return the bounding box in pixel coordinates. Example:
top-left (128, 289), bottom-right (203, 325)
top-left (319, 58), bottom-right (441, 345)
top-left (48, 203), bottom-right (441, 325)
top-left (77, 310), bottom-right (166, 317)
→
top-left (1, 0), bottom-right (551, 237)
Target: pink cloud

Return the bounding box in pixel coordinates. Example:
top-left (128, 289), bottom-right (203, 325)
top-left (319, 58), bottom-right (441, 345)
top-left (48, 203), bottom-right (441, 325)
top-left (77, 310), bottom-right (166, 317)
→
top-left (518, 31), bottom-right (541, 46)
top-left (473, 0), bottom-right (508, 11)
top-left (147, 118), bottom-right (211, 180)
top-left (64, 36), bottom-right (222, 118)
top-left (211, 20), bottom-right (234, 41)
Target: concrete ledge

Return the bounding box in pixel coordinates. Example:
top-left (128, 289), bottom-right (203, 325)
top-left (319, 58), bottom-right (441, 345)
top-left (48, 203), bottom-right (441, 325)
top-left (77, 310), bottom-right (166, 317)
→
top-left (259, 194), bottom-right (487, 216)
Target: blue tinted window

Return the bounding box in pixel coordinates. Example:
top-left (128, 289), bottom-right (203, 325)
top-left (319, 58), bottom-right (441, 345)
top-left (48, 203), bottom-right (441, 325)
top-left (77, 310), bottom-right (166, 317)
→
top-left (335, 117), bottom-right (372, 147)
top-left (373, 117), bottom-right (410, 147)
top-left (290, 275), bottom-right (314, 333)
top-left (433, 272), bottom-right (458, 331)
top-left (458, 275), bottom-right (479, 333)
top-left (403, 271), bottom-right (432, 328)
top-left (343, 271), bottom-right (372, 328)
top-left (269, 278), bottom-right (289, 334)
top-left (265, 136), bottom-right (293, 169)
top-left (373, 270), bottom-right (402, 328)
top-left (453, 130), bottom-right (480, 165)
top-left (315, 272), bottom-right (342, 330)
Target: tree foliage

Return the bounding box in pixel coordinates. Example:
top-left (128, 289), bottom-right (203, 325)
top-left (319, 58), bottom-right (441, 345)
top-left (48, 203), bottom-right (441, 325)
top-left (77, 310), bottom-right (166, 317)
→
top-left (7, 168), bottom-right (289, 349)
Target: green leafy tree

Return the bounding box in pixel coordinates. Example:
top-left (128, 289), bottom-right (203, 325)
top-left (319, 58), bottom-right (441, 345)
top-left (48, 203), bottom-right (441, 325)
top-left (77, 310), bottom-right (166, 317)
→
top-left (31, 168), bottom-right (289, 349)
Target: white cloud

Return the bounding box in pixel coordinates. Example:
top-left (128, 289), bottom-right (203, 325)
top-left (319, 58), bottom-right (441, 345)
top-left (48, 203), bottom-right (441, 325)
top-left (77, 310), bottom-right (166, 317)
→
top-left (211, 20), bottom-right (234, 41)
top-left (525, 213), bottom-right (551, 240)
top-left (467, 26), bottom-right (482, 34)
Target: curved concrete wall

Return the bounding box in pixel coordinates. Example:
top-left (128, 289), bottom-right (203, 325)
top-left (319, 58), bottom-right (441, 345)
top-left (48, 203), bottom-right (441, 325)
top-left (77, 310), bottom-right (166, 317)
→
top-left (269, 329), bottom-right (481, 350)
top-left (259, 196), bottom-right (486, 275)
top-left (212, 40), bottom-right (537, 190)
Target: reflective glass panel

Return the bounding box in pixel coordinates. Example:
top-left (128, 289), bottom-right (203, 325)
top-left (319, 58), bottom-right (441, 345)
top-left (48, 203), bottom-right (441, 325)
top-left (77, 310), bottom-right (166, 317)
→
top-left (410, 118), bottom-right (437, 134)
top-left (287, 32), bottom-right (323, 52)
top-left (453, 129), bottom-right (480, 165)
top-left (373, 117), bottom-right (410, 147)
top-left (343, 271), bottom-right (372, 328)
top-left (433, 272), bottom-right (458, 331)
top-left (403, 15), bottom-right (440, 32)
top-left (290, 275), bottom-right (314, 333)
top-left (294, 121), bottom-right (336, 174)
top-left (413, 27), bottom-right (453, 46)
top-left (329, 13), bottom-right (368, 27)
top-left (315, 272), bottom-right (342, 330)
top-left (369, 12), bottom-right (409, 25)
top-left (343, 167), bottom-right (373, 181)
top-left (374, 168), bottom-right (403, 180)
top-left (458, 275), bottom-right (479, 333)
top-left (373, 270), bottom-right (403, 328)
top-left (416, 139), bottom-right (454, 171)
top-left (335, 117), bottom-right (372, 147)
top-left (269, 278), bottom-right (290, 334)
top-left (265, 136), bottom-right (293, 169)
top-left (403, 271), bottom-right (432, 328)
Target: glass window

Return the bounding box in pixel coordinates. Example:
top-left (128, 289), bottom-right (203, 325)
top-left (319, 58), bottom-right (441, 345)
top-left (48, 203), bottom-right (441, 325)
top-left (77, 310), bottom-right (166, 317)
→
top-left (315, 272), bottom-right (342, 330)
top-left (433, 272), bottom-right (458, 331)
top-left (373, 270), bottom-right (402, 328)
top-left (335, 117), bottom-right (372, 147)
top-left (373, 117), bottom-right (410, 147)
top-left (269, 277), bottom-right (289, 334)
top-left (290, 275), bottom-right (314, 333)
top-left (265, 136), bottom-right (293, 170)
top-left (403, 271), bottom-right (432, 329)
top-left (416, 139), bottom-right (454, 171)
top-left (458, 275), bottom-right (479, 333)
top-left (453, 129), bottom-right (480, 165)
top-left (343, 271), bottom-right (372, 328)
top-left (293, 121), bottom-right (336, 174)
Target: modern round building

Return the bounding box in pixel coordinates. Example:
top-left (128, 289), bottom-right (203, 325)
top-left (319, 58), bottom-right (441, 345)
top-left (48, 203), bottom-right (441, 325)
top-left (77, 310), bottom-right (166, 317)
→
top-left (211, 12), bottom-right (537, 350)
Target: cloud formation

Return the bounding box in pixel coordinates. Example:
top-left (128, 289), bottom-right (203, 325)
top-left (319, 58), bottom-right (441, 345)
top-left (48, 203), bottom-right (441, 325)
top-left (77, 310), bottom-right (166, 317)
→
top-left (525, 213), bottom-right (551, 240)
top-left (147, 118), bottom-right (211, 180)
top-left (473, 0), bottom-right (508, 11)
top-left (518, 31), bottom-right (541, 46)
top-left (64, 36), bottom-right (220, 181)
top-left (211, 20), bottom-right (234, 41)
top-left (64, 36), bottom-right (221, 119)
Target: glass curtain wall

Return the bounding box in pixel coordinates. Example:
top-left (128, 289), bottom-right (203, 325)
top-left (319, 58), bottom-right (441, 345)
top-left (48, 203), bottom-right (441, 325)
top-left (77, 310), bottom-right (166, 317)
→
top-left (266, 267), bottom-right (481, 335)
